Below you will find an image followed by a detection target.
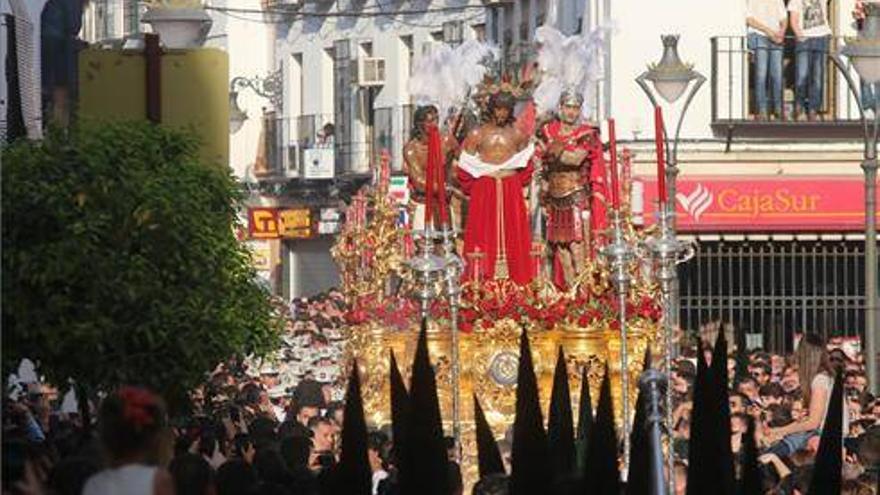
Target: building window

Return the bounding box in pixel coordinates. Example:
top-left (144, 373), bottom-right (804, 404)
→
top-left (290, 53), bottom-right (303, 117)
top-left (123, 0), bottom-right (139, 36)
top-left (400, 35), bottom-right (414, 76)
top-left (431, 30), bottom-right (443, 43)
top-left (373, 107), bottom-right (393, 161)
top-left (443, 21), bottom-right (463, 45)
top-left (333, 40), bottom-right (352, 173)
top-left (359, 41), bottom-right (373, 58)
top-left (471, 24), bottom-right (486, 42)
top-left (93, 0), bottom-right (113, 40)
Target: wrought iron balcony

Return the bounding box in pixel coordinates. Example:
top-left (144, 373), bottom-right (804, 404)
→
top-left (710, 35), bottom-right (865, 140)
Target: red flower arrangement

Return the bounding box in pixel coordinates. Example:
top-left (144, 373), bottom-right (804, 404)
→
top-left (342, 280), bottom-right (662, 333)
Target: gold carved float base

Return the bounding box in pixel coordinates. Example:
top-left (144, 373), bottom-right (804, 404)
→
top-left (346, 318), bottom-right (658, 488)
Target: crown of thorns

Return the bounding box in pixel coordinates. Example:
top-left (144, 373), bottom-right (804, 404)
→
top-left (478, 73), bottom-right (526, 99)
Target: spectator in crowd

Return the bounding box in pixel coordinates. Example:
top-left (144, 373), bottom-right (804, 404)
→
top-left (789, 0), bottom-right (832, 121)
top-left (746, 0), bottom-right (787, 120)
top-left (169, 453), bottom-right (215, 495)
top-left (82, 387), bottom-right (175, 495)
top-left (765, 334), bottom-right (844, 458)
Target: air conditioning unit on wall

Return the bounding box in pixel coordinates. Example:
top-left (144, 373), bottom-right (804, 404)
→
top-left (356, 57), bottom-right (386, 87)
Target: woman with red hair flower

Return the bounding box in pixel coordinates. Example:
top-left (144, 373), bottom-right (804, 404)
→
top-left (83, 386), bottom-right (174, 495)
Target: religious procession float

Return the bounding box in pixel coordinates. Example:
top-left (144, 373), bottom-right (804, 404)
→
top-left (330, 23), bottom-right (695, 484)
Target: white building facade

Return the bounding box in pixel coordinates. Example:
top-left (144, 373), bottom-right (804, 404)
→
top-left (1, 0), bottom-right (50, 141)
top-left (276, 0), bottom-right (488, 175)
top-left (257, 0), bottom-right (487, 299)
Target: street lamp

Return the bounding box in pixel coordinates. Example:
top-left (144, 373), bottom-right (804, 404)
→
top-left (229, 71), bottom-right (284, 134)
top-left (635, 35), bottom-right (706, 216)
top-left (831, 3), bottom-right (880, 394)
top-left (635, 35), bottom-right (704, 495)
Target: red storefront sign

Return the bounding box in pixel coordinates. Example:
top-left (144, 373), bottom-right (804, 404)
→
top-left (247, 207), bottom-right (313, 239)
top-left (248, 208), bottom-right (280, 239)
top-left (638, 176), bottom-right (880, 231)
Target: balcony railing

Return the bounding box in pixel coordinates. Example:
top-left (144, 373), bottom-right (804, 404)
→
top-left (710, 35), bottom-right (864, 138)
top-left (262, 113), bottom-right (355, 178)
top-left (262, 108), bottom-right (412, 178)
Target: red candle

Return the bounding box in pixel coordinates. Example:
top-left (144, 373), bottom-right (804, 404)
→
top-left (437, 158), bottom-right (448, 228)
top-left (608, 119), bottom-right (620, 210)
top-left (424, 155), bottom-right (434, 230)
top-left (427, 126), bottom-right (448, 228)
top-left (654, 106), bottom-right (667, 204)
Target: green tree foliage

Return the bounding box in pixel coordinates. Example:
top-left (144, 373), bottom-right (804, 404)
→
top-left (2, 122), bottom-right (280, 408)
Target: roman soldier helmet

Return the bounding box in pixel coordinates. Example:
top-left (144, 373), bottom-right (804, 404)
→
top-left (559, 90), bottom-right (584, 108)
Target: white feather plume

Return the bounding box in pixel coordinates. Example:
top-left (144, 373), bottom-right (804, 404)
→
top-left (533, 24), bottom-right (610, 121)
top-left (408, 40), bottom-right (498, 122)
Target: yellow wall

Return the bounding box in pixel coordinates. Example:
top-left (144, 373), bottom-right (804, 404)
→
top-left (79, 48), bottom-right (229, 167)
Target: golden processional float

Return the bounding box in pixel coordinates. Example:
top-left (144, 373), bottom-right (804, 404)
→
top-left (330, 141), bottom-right (695, 486)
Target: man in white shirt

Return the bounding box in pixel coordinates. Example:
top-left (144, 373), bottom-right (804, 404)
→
top-left (746, 0), bottom-right (788, 120)
top-left (789, 0), bottom-right (832, 121)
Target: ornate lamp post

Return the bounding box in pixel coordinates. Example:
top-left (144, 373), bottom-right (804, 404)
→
top-left (635, 35), bottom-right (706, 225)
top-left (229, 71), bottom-right (283, 134)
top-left (831, 4), bottom-right (880, 394)
top-left (636, 35), bottom-right (703, 493)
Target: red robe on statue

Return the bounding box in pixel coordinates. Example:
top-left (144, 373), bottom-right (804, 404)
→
top-left (458, 147), bottom-right (536, 285)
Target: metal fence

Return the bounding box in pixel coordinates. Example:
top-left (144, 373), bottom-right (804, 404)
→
top-left (679, 239), bottom-right (867, 354)
top-left (711, 36), bottom-right (864, 123)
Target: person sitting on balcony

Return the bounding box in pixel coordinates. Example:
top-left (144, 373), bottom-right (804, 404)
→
top-left (789, 0), bottom-right (832, 121)
top-left (746, 0), bottom-right (788, 120)
top-left (318, 123), bottom-right (335, 147)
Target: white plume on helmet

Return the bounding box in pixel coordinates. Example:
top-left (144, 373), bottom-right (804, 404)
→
top-left (533, 24), bottom-right (610, 121)
top-left (408, 39), bottom-right (499, 122)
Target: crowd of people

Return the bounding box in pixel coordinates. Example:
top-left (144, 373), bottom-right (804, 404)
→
top-left (669, 324), bottom-right (879, 494)
top-left (3, 305), bottom-right (879, 494)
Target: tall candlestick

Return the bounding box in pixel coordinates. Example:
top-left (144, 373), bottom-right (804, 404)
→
top-left (608, 119), bottom-right (620, 210)
top-left (654, 106), bottom-right (667, 205)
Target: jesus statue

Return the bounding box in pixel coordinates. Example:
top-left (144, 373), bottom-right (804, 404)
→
top-left (457, 88), bottom-right (536, 285)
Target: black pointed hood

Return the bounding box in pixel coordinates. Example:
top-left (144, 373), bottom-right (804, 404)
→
top-left (685, 344), bottom-right (711, 495)
top-left (548, 346), bottom-right (576, 480)
top-left (330, 360), bottom-right (372, 495)
top-left (474, 394), bottom-right (506, 478)
top-left (575, 364), bottom-right (594, 474)
top-left (583, 362), bottom-right (620, 495)
top-left (711, 330), bottom-right (736, 495)
top-left (738, 416), bottom-right (762, 495)
top-left (625, 347), bottom-right (653, 495)
top-left (399, 317), bottom-right (449, 495)
top-left (389, 349), bottom-right (409, 464)
top-left (808, 371), bottom-right (844, 494)
top-left (509, 327), bottom-right (552, 495)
